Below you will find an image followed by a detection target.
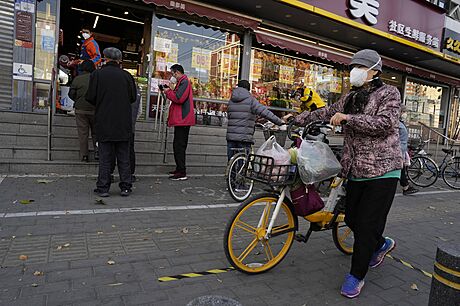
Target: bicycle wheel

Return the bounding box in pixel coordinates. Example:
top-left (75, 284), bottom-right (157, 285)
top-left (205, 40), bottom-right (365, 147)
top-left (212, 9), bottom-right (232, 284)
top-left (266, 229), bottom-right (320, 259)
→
top-left (406, 156), bottom-right (439, 188)
top-left (332, 222), bottom-right (353, 255)
top-left (226, 153), bottom-right (254, 202)
top-left (224, 193), bottom-right (297, 274)
top-left (442, 158), bottom-right (460, 189)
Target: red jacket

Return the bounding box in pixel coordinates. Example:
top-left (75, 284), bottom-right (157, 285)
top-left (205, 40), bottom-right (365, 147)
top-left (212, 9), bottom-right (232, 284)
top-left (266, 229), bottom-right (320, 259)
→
top-left (81, 37), bottom-right (102, 66)
top-left (166, 75), bottom-right (196, 127)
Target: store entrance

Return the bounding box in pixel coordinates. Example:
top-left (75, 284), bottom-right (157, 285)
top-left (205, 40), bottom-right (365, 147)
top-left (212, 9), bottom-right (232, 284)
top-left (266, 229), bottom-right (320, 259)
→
top-left (58, 0), bottom-right (152, 114)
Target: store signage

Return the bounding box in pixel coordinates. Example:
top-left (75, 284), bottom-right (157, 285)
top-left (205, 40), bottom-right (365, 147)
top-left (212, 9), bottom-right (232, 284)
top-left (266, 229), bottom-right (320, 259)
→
top-left (388, 20), bottom-right (440, 49)
top-left (298, 0), bottom-right (445, 51)
top-left (443, 28), bottom-right (460, 59)
top-left (445, 37), bottom-right (460, 54)
top-left (15, 11), bottom-right (32, 42)
top-left (348, 0), bottom-right (380, 25)
top-left (15, 0), bottom-right (34, 13)
top-left (12, 63), bottom-right (32, 81)
top-left (153, 37), bottom-right (172, 53)
top-left (191, 47), bottom-right (211, 71)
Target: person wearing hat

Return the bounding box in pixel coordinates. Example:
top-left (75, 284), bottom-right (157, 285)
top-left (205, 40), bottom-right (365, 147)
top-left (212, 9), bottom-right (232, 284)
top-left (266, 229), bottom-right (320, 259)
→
top-left (86, 47), bottom-right (137, 197)
top-left (290, 49), bottom-right (402, 298)
top-left (294, 87), bottom-right (326, 113)
top-left (226, 80), bottom-right (285, 161)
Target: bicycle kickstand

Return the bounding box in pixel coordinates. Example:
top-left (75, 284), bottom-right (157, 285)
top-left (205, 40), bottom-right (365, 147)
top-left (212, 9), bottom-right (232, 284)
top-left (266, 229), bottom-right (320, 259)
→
top-left (295, 227), bottom-right (313, 243)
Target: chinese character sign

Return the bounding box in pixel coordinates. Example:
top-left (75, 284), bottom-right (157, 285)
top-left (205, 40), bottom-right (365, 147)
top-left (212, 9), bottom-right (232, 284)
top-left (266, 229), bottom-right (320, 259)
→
top-left (388, 20), bottom-right (439, 49)
top-left (348, 0), bottom-right (380, 25)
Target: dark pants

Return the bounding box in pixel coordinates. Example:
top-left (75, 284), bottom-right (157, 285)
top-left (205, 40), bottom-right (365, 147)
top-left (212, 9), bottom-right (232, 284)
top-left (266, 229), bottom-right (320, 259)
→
top-left (110, 133), bottom-right (136, 175)
top-left (345, 178), bottom-right (398, 280)
top-left (227, 141), bottom-right (251, 161)
top-left (75, 113), bottom-right (96, 159)
top-left (173, 126), bottom-right (190, 173)
top-left (97, 141), bottom-right (132, 192)
top-left (400, 166), bottom-right (409, 187)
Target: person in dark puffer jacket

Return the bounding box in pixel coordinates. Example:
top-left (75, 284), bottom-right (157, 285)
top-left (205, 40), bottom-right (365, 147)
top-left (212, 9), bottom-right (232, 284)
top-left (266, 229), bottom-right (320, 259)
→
top-left (226, 80), bottom-right (285, 160)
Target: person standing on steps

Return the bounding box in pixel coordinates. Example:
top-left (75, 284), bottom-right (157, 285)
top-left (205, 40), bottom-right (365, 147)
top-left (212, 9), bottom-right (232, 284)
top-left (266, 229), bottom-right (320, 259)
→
top-left (79, 26), bottom-right (101, 69)
top-left (162, 64), bottom-right (195, 181)
top-left (288, 49), bottom-right (402, 299)
top-left (86, 47), bottom-right (137, 197)
top-left (69, 60), bottom-right (97, 162)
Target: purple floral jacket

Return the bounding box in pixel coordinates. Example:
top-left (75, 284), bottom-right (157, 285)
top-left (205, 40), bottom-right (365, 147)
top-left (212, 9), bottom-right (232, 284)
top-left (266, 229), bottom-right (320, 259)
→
top-left (295, 84), bottom-right (403, 179)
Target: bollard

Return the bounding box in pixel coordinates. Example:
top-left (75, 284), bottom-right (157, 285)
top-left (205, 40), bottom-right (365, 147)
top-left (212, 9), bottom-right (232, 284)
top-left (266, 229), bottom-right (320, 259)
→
top-left (186, 295), bottom-right (242, 306)
top-left (428, 242), bottom-right (460, 306)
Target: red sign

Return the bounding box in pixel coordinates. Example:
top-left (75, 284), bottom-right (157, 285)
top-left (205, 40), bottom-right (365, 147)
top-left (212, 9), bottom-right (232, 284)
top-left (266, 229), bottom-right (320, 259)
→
top-left (298, 0), bottom-right (445, 51)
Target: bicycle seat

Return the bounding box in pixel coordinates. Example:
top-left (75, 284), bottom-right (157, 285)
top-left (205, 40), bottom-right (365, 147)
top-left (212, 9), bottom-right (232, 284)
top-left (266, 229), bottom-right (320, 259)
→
top-left (442, 148), bottom-right (454, 154)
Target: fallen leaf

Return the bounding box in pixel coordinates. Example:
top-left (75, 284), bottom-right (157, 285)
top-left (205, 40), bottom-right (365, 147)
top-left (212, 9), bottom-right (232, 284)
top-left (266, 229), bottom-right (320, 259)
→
top-left (56, 246), bottom-right (63, 250)
top-left (37, 179), bottom-right (54, 184)
top-left (428, 206), bottom-right (436, 210)
top-left (111, 225), bottom-right (116, 228)
top-left (175, 249), bottom-right (180, 252)
top-left (107, 282), bottom-right (123, 286)
top-left (31, 283), bottom-right (38, 287)
top-left (154, 230), bottom-right (164, 234)
top-left (320, 250), bottom-right (326, 255)
top-left (180, 227), bottom-right (189, 234)
top-left (411, 283), bottom-right (419, 291)
top-left (33, 271), bottom-right (44, 276)
top-left (11, 236), bottom-right (16, 239)
top-left (97, 231), bottom-right (104, 235)
top-left (19, 255), bottom-right (28, 261)
top-left (217, 279), bottom-right (222, 283)
top-left (107, 260), bottom-right (115, 265)
top-left (19, 200), bottom-right (34, 205)
top-left (27, 233), bottom-right (32, 236)
top-left (63, 243), bottom-right (70, 248)
top-left (95, 199), bottom-right (106, 205)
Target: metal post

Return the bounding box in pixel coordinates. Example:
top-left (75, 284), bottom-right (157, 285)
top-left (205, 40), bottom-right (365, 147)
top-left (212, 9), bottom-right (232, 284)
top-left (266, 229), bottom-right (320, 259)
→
top-left (240, 30), bottom-right (252, 80)
top-left (146, 9), bottom-right (156, 121)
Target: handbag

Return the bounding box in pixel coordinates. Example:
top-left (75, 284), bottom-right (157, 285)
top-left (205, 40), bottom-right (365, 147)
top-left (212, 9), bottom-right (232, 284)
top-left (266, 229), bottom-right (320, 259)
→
top-left (290, 184), bottom-right (324, 217)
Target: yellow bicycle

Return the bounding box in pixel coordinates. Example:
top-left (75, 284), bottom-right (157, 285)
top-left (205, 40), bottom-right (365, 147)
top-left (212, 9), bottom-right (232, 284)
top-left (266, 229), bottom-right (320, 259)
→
top-left (223, 121), bottom-right (354, 274)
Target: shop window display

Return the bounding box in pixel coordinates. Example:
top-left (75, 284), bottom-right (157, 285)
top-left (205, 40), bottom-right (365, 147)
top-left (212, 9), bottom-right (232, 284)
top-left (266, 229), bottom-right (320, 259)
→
top-left (249, 49), bottom-right (346, 114)
top-left (405, 80), bottom-right (445, 128)
top-left (151, 17), bottom-right (241, 121)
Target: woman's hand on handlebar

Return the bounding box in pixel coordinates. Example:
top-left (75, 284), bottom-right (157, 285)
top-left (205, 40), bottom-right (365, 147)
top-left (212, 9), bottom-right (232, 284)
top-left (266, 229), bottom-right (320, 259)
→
top-left (330, 113), bottom-right (349, 126)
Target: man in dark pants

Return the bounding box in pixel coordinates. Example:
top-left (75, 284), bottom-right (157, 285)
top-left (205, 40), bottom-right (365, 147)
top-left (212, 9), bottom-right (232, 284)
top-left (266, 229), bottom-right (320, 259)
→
top-left (163, 64), bottom-right (195, 181)
top-left (86, 47), bottom-right (137, 197)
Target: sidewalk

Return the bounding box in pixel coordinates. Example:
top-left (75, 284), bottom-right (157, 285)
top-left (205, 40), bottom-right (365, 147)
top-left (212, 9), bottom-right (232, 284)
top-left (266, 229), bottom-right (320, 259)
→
top-left (0, 175), bottom-right (458, 305)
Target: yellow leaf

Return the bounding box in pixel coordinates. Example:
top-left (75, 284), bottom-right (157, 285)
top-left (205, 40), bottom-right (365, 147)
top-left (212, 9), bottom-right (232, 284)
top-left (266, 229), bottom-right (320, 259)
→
top-left (19, 255), bottom-right (28, 261)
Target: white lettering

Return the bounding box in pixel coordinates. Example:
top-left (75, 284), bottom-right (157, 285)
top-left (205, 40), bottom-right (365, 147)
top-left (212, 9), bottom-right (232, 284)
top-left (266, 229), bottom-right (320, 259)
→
top-left (348, 0), bottom-right (380, 25)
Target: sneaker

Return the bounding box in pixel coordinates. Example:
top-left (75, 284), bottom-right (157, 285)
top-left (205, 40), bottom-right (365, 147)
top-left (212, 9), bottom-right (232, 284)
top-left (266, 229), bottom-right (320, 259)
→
top-left (369, 237), bottom-right (396, 268)
top-left (403, 186), bottom-right (419, 196)
top-left (93, 188), bottom-right (109, 197)
top-left (120, 189), bottom-right (132, 197)
top-left (169, 172), bottom-right (187, 181)
top-left (340, 273), bottom-right (365, 298)
top-left (168, 169), bottom-right (178, 175)
top-left (81, 155), bottom-right (89, 162)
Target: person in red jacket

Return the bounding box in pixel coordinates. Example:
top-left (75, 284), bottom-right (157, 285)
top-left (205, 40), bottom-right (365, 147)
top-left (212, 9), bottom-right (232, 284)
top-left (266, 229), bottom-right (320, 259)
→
top-left (80, 26), bottom-right (102, 68)
top-left (162, 64), bottom-right (195, 181)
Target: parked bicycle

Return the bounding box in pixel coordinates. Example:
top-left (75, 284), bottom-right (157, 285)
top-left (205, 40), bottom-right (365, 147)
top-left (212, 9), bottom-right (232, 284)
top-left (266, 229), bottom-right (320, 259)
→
top-left (406, 138), bottom-right (460, 189)
top-left (226, 123), bottom-right (288, 202)
top-left (223, 121), bottom-right (353, 274)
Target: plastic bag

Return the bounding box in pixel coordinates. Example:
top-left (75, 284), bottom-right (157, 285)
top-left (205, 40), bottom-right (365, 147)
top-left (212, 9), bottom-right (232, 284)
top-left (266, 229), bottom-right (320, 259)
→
top-left (296, 140), bottom-right (342, 185)
top-left (60, 86), bottom-right (75, 111)
top-left (256, 135), bottom-right (291, 181)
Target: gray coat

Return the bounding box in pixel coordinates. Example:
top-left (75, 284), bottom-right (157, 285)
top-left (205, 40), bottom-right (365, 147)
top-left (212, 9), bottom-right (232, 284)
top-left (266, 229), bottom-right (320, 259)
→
top-left (226, 87), bottom-right (283, 143)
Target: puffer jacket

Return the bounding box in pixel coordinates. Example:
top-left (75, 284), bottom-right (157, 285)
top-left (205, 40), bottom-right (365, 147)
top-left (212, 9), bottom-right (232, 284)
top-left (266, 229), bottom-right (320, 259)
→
top-left (166, 74), bottom-right (196, 127)
top-left (226, 87), bottom-right (284, 143)
top-left (295, 83), bottom-right (403, 179)
top-left (69, 72), bottom-right (94, 113)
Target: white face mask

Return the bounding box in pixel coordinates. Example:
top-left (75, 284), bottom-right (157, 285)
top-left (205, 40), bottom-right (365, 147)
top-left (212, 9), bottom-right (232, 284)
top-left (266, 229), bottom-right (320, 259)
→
top-left (82, 33), bottom-right (91, 40)
top-left (401, 113), bottom-right (408, 121)
top-left (170, 76), bottom-right (177, 84)
top-left (349, 57), bottom-right (381, 87)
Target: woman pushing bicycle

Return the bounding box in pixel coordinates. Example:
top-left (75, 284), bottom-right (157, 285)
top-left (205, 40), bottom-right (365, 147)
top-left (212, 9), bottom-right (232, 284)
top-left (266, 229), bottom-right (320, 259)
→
top-left (287, 49), bottom-right (403, 298)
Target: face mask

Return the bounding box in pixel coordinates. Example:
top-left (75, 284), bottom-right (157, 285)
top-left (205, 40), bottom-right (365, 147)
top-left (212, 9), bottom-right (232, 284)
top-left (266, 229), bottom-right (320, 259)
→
top-left (349, 57), bottom-right (381, 87)
top-left (170, 76), bottom-right (177, 84)
top-left (82, 33), bottom-right (90, 40)
top-left (401, 113), bottom-right (408, 121)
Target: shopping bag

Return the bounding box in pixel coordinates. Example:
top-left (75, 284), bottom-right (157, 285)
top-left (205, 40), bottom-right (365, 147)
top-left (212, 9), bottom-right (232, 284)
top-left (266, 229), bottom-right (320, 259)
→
top-left (60, 86), bottom-right (75, 111)
top-left (256, 135), bottom-right (291, 182)
top-left (290, 184), bottom-right (324, 216)
top-left (296, 140), bottom-right (342, 185)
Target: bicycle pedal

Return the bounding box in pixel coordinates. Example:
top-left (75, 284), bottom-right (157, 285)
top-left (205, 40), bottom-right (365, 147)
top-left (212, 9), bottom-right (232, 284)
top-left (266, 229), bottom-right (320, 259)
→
top-left (294, 234), bottom-right (307, 243)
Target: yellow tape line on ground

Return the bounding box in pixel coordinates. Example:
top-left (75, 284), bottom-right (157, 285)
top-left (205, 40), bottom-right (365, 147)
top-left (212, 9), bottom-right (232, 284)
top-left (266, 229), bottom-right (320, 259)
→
top-left (158, 267), bottom-right (235, 282)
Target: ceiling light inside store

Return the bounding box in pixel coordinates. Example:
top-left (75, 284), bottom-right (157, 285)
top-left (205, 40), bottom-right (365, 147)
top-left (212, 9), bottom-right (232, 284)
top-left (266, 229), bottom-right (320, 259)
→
top-left (124, 11), bottom-right (129, 15)
top-left (352, 36), bottom-right (358, 39)
top-left (77, 35), bottom-right (81, 39)
top-left (256, 5), bottom-right (262, 9)
top-left (370, 42), bottom-right (376, 45)
top-left (310, 22), bottom-right (317, 26)
top-left (71, 7), bottom-right (144, 24)
top-left (93, 15), bottom-right (99, 29)
top-left (332, 29), bottom-right (339, 32)
top-left (391, 76), bottom-right (396, 80)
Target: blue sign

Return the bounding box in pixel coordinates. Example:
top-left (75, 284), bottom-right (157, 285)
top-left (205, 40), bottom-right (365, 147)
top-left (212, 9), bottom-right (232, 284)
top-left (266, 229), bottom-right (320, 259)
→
top-left (41, 35), bottom-right (54, 52)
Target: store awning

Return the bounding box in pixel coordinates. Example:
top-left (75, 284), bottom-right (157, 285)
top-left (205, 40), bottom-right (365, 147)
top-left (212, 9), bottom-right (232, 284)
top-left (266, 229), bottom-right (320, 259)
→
top-left (143, 0), bottom-right (260, 30)
top-left (254, 29), bottom-right (352, 65)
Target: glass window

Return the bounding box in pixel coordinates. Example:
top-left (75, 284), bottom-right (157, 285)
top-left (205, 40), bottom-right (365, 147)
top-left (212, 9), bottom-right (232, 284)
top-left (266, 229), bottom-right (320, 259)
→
top-left (34, 0), bottom-right (58, 81)
top-left (405, 80), bottom-right (446, 128)
top-left (151, 17), bottom-right (241, 105)
top-left (249, 48), bottom-right (345, 112)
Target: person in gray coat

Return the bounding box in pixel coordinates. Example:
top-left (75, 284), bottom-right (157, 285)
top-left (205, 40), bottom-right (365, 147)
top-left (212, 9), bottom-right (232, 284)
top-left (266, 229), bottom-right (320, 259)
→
top-left (226, 80), bottom-right (284, 160)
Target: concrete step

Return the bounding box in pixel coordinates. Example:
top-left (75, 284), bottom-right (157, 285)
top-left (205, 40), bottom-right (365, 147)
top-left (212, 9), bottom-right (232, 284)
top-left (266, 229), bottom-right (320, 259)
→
top-left (0, 159), bottom-right (226, 175)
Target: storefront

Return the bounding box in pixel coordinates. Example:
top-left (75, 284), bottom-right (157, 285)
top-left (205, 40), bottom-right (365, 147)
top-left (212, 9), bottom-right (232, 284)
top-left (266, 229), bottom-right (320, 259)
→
top-left (3, 0), bottom-right (460, 134)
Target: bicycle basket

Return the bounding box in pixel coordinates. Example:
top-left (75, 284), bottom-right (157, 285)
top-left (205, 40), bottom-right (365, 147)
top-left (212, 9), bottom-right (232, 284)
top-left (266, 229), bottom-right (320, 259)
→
top-left (244, 154), bottom-right (296, 186)
top-left (263, 130), bottom-right (287, 147)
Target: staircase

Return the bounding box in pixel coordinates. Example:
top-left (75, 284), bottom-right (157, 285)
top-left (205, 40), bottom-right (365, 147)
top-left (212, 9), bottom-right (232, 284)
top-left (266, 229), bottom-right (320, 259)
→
top-left (0, 111), bottom-right (268, 175)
